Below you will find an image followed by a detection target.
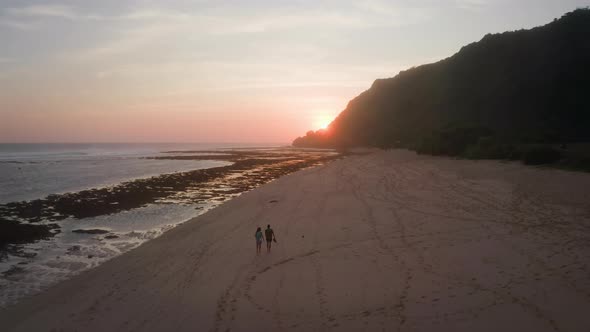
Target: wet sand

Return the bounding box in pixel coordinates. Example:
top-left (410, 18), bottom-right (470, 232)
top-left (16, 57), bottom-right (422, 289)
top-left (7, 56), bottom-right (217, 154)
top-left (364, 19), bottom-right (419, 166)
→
top-left (1, 149), bottom-right (590, 331)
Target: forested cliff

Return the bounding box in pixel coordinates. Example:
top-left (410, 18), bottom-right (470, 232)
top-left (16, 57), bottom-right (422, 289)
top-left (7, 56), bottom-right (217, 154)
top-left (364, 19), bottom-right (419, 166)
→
top-left (293, 9), bottom-right (590, 156)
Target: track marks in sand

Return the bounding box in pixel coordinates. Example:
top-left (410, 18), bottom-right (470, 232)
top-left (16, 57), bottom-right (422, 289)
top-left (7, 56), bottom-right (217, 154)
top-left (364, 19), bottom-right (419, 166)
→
top-left (170, 152), bottom-right (590, 331)
top-left (257, 250), bottom-right (320, 275)
top-left (208, 152), bottom-right (590, 331)
top-left (343, 152), bottom-right (590, 331)
top-left (446, 175), bottom-right (590, 312)
top-left (310, 253), bottom-right (336, 330)
top-left (348, 158), bottom-right (413, 331)
top-left (391, 163), bottom-right (563, 330)
top-left (211, 263), bottom-right (254, 332)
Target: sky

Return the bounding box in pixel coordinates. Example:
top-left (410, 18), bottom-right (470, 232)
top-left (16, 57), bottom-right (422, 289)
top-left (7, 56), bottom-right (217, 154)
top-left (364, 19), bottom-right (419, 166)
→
top-left (0, 0), bottom-right (587, 143)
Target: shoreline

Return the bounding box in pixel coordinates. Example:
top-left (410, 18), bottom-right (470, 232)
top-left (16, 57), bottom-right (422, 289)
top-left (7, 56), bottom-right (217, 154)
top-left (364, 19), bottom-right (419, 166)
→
top-left (1, 148), bottom-right (340, 247)
top-left (2, 149), bottom-right (590, 331)
top-left (0, 148), bottom-right (341, 308)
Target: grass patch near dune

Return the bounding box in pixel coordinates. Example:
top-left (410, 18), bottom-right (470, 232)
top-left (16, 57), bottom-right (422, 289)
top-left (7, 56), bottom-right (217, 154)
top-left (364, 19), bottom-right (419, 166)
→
top-left (413, 126), bottom-right (590, 172)
top-left (522, 146), bottom-right (562, 165)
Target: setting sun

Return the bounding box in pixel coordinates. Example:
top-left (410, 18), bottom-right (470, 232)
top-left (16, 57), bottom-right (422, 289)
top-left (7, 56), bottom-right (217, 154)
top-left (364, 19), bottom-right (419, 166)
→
top-left (312, 114), bottom-right (335, 131)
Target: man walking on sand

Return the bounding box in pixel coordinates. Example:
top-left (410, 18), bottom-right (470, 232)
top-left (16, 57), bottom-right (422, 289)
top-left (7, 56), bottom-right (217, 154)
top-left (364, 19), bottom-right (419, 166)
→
top-left (265, 224), bottom-right (276, 253)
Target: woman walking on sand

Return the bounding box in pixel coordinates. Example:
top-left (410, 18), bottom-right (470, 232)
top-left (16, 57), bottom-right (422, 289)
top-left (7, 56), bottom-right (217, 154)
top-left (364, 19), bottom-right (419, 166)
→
top-left (255, 227), bottom-right (264, 255)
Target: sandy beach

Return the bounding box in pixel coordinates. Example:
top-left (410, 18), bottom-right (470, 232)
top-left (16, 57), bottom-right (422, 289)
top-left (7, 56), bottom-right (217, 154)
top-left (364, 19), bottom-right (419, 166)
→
top-left (1, 149), bottom-right (590, 331)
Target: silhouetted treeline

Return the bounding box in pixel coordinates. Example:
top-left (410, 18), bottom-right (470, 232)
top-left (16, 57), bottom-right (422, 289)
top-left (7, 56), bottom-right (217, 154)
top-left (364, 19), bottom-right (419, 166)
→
top-left (293, 9), bottom-right (590, 167)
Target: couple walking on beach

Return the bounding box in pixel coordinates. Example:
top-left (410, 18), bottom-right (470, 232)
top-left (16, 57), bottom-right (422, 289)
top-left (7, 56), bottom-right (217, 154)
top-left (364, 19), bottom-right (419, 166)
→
top-left (255, 225), bottom-right (276, 254)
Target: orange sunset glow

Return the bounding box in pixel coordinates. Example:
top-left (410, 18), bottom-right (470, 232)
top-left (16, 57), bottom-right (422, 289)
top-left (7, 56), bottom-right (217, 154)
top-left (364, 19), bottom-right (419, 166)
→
top-left (312, 114), bottom-right (335, 131)
top-left (1, 1), bottom-right (585, 145)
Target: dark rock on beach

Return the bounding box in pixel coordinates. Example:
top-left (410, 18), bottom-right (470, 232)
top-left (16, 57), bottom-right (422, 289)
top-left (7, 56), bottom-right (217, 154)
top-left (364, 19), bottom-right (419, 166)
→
top-left (0, 149), bottom-right (342, 252)
top-left (1, 265), bottom-right (25, 279)
top-left (0, 218), bottom-right (59, 249)
top-left (72, 229), bottom-right (110, 235)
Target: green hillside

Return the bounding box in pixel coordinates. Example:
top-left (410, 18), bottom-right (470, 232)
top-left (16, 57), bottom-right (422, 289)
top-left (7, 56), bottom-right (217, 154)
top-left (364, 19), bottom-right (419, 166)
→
top-left (293, 9), bottom-right (590, 165)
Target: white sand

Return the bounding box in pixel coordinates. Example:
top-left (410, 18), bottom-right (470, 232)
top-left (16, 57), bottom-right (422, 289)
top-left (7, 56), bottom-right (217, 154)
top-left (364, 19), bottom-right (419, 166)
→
top-left (2, 150), bottom-right (590, 332)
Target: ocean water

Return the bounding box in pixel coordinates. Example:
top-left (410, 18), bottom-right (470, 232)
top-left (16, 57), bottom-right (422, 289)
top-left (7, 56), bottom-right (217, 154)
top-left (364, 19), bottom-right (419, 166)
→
top-left (0, 143), bottom-right (276, 307)
top-left (0, 143), bottom-right (253, 203)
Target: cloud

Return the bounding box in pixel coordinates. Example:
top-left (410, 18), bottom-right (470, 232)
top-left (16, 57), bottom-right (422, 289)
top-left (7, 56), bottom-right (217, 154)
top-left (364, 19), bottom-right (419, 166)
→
top-left (455, 0), bottom-right (488, 11)
top-left (56, 19), bottom-right (188, 62)
top-left (54, 8), bottom-right (353, 62)
top-left (354, 0), bottom-right (435, 25)
top-left (201, 4), bottom-right (434, 34)
top-left (4, 4), bottom-right (103, 20)
top-left (4, 2), bottom-right (433, 32)
top-left (119, 9), bottom-right (190, 21)
top-left (3, 5), bottom-right (195, 23)
top-left (16, 1), bottom-right (440, 92)
top-left (0, 4), bottom-right (105, 30)
top-left (0, 18), bottom-right (37, 30)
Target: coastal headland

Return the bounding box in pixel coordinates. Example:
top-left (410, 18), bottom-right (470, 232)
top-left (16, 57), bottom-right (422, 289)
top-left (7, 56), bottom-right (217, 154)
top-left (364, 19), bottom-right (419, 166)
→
top-left (1, 150), bottom-right (590, 331)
